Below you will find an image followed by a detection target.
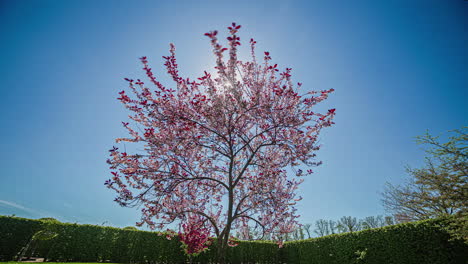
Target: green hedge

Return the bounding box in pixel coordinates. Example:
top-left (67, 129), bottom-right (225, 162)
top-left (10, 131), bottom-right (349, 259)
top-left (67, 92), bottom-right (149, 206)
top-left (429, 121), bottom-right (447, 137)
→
top-left (190, 239), bottom-right (281, 264)
top-left (0, 216), bottom-right (278, 263)
top-left (0, 216), bottom-right (188, 263)
top-left (0, 215), bottom-right (466, 263)
top-left (282, 218), bottom-right (467, 264)
top-left (0, 216), bottom-right (42, 261)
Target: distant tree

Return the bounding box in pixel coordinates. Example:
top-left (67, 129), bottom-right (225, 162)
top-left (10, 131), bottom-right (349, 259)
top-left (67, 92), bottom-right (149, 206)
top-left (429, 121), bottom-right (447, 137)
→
top-left (382, 127), bottom-right (467, 221)
top-left (361, 215), bottom-right (384, 229)
top-left (302, 223), bottom-right (312, 238)
top-left (384, 215), bottom-right (395, 226)
top-left (328, 220), bottom-right (337, 234)
top-left (298, 227), bottom-right (305, 240)
top-left (236, 224), bottom-right (307, 241)
top-left (336, 221), bottom-right (346, 233)
top-left (123, 226), bottom-right (138, 230)
top-left (338, 216), bottom-right (360, 232)
top-left (304, 215), bottom-right (395, 238)
top-left (314, 219), bottom-right (330, 236)
top-left (291, 226), bottom-right (305, 240)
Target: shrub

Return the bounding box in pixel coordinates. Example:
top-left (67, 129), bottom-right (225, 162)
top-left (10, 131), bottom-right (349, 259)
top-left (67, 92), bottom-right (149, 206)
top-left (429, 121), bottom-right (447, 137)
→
top-left (282, 218), bottom-right (467, 264)
top-left (0, 215), bottom-right (466, 263)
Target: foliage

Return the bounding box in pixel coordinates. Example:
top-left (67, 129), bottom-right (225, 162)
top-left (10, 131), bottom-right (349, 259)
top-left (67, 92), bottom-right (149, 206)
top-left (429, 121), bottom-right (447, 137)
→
top-left (17, 228), bottom-right (58, 261)
top-left (31, 230), bottom-right (58, 241)
top-left (37, 217), bottom-right (60, 222)
top-left (179, 215), bottom-right (212, 255)
top-left (282, 218), bottom-right (467, 264)
top-left (105, 22), bottom-right (335, 258)
top-left (1, 215), bottom-right (467, 263)
top-left (0, 215), bottom-right (186, 262)
top-left (440, 214), bottom-right (468, 245)
top-left (0, 215), bottom-right (278, 263)
top-left (382, 127), bottom-right (467, 222)
top-left (0, 216), bottom-right (42, 261)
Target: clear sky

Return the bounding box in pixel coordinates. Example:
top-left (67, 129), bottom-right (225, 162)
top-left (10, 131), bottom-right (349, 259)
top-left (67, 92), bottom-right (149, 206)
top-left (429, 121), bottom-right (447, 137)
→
top-left (0, 0), bottom-right (466, 232)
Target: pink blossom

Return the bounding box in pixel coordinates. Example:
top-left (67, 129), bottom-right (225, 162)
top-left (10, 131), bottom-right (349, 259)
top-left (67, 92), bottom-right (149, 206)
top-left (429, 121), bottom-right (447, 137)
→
top-left (106, 23), bottom-right (335, 256)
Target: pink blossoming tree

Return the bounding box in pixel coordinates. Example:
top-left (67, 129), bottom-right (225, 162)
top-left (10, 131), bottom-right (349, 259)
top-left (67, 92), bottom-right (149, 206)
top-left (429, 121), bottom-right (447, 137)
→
top-left (106, 23), bottom-right (335, 261)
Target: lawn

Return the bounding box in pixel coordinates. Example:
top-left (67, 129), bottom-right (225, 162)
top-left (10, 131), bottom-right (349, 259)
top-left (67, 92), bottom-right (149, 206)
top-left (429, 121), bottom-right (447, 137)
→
top-left (0, 263), bottom-right (121, 264)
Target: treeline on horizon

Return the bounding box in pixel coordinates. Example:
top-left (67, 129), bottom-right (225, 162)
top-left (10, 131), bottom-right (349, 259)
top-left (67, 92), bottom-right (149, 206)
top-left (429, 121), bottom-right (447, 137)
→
top-left (236, 215), bottom-right (398, 241)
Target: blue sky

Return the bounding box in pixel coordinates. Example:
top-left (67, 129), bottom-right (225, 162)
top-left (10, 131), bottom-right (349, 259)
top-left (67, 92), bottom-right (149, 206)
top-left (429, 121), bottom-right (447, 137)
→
top-left (0, 0), bottom-right (466, 232)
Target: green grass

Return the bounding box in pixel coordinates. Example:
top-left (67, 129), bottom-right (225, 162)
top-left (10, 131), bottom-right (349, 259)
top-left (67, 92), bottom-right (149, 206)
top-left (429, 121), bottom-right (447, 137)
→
top-left (0, 263), bottom-right (122, 264)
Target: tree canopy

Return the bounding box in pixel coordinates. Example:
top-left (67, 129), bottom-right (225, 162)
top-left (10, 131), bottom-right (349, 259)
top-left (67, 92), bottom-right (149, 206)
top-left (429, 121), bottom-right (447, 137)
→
top-left (382, 127), bottom-right (467, 222)
top-left (105, 23), bottom-right (335, 258)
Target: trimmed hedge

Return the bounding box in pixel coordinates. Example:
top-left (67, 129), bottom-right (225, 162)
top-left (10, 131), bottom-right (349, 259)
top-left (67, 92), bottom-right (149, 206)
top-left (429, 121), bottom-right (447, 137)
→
top-left (0, 216), bottom-right (42, 261)
top-left (0, 216), bottom-right (186, 263)
top-left (0, 216), bottom-right (277, 263)
top-left (282, 218), bottom-right (467, 264)
top-left (191, 239), bottom-right (281, 263)
top-left (0, 215), bottom-right (466, 263)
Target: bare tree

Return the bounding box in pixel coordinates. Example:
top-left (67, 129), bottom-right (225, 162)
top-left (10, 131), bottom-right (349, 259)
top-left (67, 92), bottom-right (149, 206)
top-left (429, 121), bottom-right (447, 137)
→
top-left (302, 223), bottom-right (312, 238)
top-left (338, 216), bottom-right (360, 232)
top-left (328, 220), bottom-right (338, 234)
top-left (314, 219), bottom-right (330, 236)
top-left (292, 227), bottom-right (305, 240)
top-left (303, 215), bottom-right (395, 237)
top-left (361, 216), bottom-right (384, 229)
top-left (384, 215), bottom-right (395, 226)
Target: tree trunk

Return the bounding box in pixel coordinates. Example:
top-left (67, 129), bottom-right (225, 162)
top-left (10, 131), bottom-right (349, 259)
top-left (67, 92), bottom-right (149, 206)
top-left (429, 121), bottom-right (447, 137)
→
top-left (216, 237), bottom-right (228, 264)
